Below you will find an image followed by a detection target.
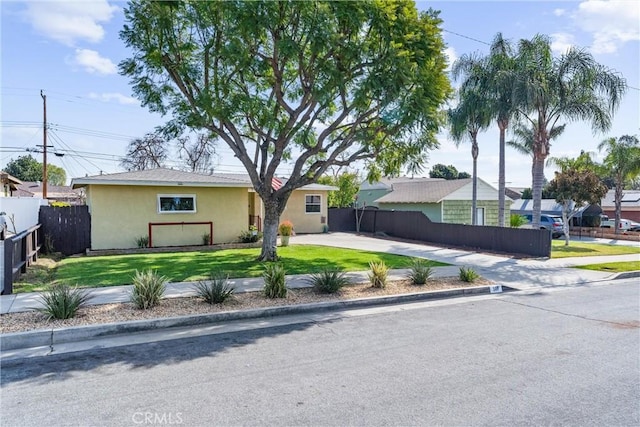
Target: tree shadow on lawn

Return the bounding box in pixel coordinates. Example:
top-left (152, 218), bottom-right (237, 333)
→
top-left (54, 250), bottom-right (412, 288)
top-left (0, 319), bottom-right (322, 386)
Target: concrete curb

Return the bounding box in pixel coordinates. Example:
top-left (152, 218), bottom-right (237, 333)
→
top-left (611, 270), bottom-right (640, 280)
top-left (0, 285), bottom-right (512, 352)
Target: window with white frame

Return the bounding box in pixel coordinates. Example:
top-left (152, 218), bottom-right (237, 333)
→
top-left (158, 194), bottom-right (196, 213)
top-left (305, 194), bottom-right (321, 213)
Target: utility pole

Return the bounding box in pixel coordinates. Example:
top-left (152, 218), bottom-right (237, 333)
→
top-left (40, 90), bottom-right (48, 199)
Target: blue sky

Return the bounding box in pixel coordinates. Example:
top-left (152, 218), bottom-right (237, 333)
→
top-left (1, 0), bottom-right (638, 187)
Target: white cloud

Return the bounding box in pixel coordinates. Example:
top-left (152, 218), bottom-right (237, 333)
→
top-left (550, 33), bottom-right (576, 54)
top-left (553, 8), bottom-right (566, 16)
top-left (88, 92), bottom-right (139, 105)
top-left (573, 0), bottom-right (640, 54)
top-left (71, 49), bottom-right (117, 74)
top-left (445, 46), bottom-right (458, 71)
top-left (25, 0), bottom-right (119, 46)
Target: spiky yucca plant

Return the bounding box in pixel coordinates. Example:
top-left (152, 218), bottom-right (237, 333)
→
top-left (130, 269), bottom-right (167, 309)
top-left (37, 284), bottom-right (92, 320)
top-left (368, 260), bottom-right (389, 289)
top-left (263, 263), bottom-right (287, 298)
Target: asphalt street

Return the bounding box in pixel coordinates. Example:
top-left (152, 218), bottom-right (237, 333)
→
top-left (1, 278), bottom-right (638, 426)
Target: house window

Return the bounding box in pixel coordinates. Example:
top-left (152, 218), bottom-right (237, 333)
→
top-left (305, 194), bottom-right (321, 214)
top-left (158, 194), bottom-right (196, 213)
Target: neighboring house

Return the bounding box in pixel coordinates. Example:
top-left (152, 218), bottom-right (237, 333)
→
top-left (510, 199), bottom-right (602, 225)
top-left (505, 187), bottom-right (525, 200)
top-left (357, 176), bottom-right (445, 208)
top-left (0, 171), bottom-right (22, 197)
top-left (372, 178), bottom-right (510, 226)
top-left (71, 168), bottom-right (335, 250)
top-left (600, 190), bottom-right (640, 222)
top-left (16, 182), bottom-right (84, 205)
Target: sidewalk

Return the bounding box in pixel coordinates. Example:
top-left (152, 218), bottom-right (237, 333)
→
top-left (2, 233), bottom-right (638, 358)
top-left (2, 232), bottom-right (637, 315)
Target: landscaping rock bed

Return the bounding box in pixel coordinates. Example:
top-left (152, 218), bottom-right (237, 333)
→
top-left (0, 277), bottom-right (490, 334)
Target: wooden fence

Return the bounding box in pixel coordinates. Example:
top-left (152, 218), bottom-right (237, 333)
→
top-left (329, 208), bottom-right (551, 258)
top-left (2, 224), bottom-right (41, 295)
top-left (39, 205), bottom-right (91, 256)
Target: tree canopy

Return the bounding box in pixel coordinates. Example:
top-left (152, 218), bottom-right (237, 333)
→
top-left (120, 0), bottom-right (451, 259)
top-left (428, 164), bottom-right (470, 180)
top-left (5, 155), bottom-right (67, 186)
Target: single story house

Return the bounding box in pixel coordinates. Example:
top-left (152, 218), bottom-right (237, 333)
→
top-left (16, 181), bottom-right (84, 204)
top-left (510, 199), bottom-right (602, 225)
top-left (0, 171), bottom-right (22, 197)
top-left (71, 168), bottom-right (336, 250)
top-left (372, 177), bottom-right (510, 226)
top-left (600, 190), bottom-right (640, 222)
top-left (357, 176), bottom-right (444, 208)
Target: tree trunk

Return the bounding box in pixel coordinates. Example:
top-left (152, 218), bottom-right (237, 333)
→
top-left (562, 200), bottom-right (571, 246)
top-left (531, 155), bottom-right (546, 229)
top-left (471, 140), bottom-right (478, 226)
top-left (258, 196), bottom-right (289, 261)
top-left (614, 181), bottom-right (623, 235)
top-left (497, 122), bottom-right (507, 227)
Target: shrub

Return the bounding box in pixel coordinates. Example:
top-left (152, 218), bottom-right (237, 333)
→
top-left (135, 235), bottom-right (149, 248)
top-left (202, 233), bottom-right (211, 245)
top-left (368, 260), bottom-right (388, 288)
top-left (130, 269), bottom-right (167, 309)
top-left (194, 271), bottom-right (235, 304)
top-left (459, 266), bottom-right (479, 283)
top-left (407, 259), bottom-right (434, 285)
top-left (37, 284), bottom-right (91, 320)
top-left (510, 214), bottom-right (528, 228)
top-left (263, 263), bottom-right (287, 298)
top-left (239, 229), bottom-right (262, 243)
top-left (308, 269), bottom-right (350, 294)
top-left (278, 220), bottom-right (294, 236)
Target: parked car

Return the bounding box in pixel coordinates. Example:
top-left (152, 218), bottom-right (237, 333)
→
top-left (522, 214), bottom-right (565, 238)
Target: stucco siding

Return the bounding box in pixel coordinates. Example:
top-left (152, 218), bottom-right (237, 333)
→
top-left (87, 185), bottom-right (248, 249)
top-left (377, 202), bottom-right (442, 222)
top-left (281, 190), bottom-right (329, 233)
top-left (359, 188), bottom-right (390, 207)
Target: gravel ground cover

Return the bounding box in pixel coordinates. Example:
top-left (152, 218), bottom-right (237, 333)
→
top-left (1, 277), bottom-right (489, 334)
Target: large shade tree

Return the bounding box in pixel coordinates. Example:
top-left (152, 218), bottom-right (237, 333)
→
top-left (448, 85), bottom-right (491, 225)
top-left (5, 154), bottom-right (67, 186)
top-left (512, 34), bottom-right (626, 229)
top-left (120, 0), bottom-right (451, 260)
top-left (598, 135), bottom-right (640, 234)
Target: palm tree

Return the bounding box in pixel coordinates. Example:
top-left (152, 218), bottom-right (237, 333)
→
top-left (453, 33), bottom-right (518, 227)
top-left (598, 135), bottom-right (640, 234)
top-left (507, 120), bottom-right (566, 184)
top-left (448, 86), bottom-right (492, 225)
top-left (512, 34), bottom-right (627, 229)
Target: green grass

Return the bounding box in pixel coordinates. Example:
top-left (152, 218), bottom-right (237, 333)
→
top-left (14, 245), bottom-right (448, 292)
top-left (551, 241), bottom-right (640, 258)
top-left (576, 261), bottom-right (640, 273)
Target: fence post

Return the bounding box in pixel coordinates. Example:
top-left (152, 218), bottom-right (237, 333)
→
top-left (3, 240), bottom-right (13, 295)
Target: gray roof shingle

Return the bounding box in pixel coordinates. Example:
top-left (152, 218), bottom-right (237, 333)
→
top-left (375, 179), bottom-right (472, 203)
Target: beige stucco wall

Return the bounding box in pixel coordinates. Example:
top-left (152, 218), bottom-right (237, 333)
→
top-left (86, 185), bottom-right (248, 249)
top-left (280, 190), bottom-right (329, 233)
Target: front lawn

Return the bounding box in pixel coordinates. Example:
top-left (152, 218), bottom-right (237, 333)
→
top-left (14, 245), bottom-right (447, 292)
top-left (576, 261), bottom-right (640, 273)
top-left (551, 241), bottom-right (640, 258)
